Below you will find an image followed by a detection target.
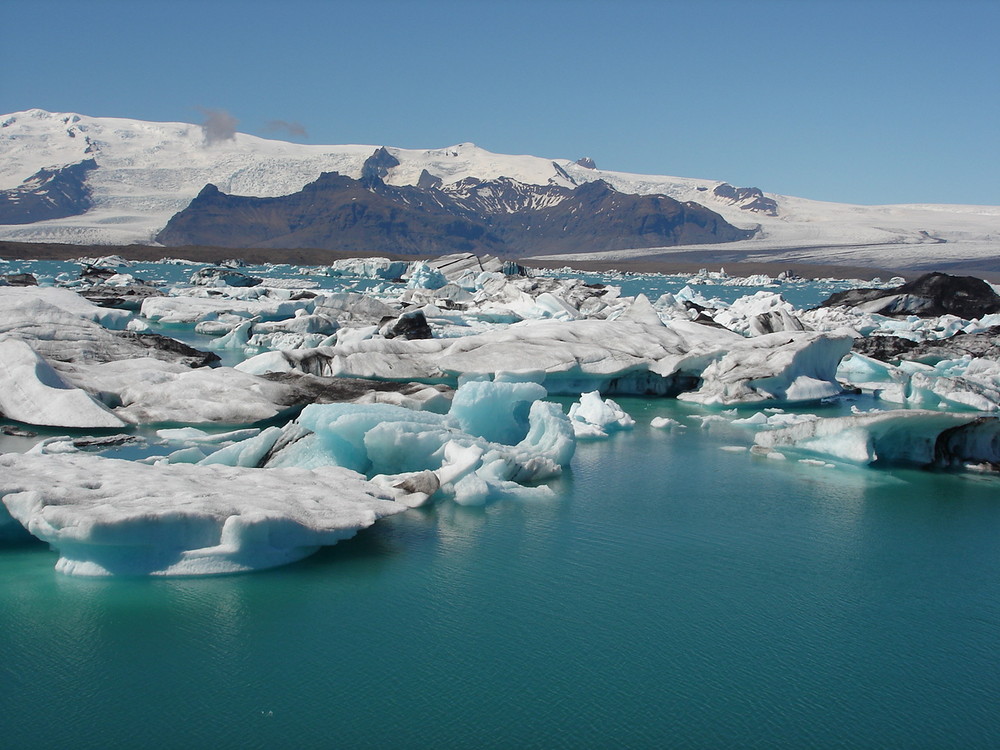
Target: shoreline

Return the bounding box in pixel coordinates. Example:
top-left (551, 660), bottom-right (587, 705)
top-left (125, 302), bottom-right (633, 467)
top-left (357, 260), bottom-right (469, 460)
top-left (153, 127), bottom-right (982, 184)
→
top-left (2, 239), bottom-right (995, 283)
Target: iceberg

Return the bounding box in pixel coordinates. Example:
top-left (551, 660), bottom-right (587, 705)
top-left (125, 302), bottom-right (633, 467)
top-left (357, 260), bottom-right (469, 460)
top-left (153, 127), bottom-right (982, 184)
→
top-left (568, 391), bottom-right (635, 438)
top-left (216, 378), bottom-right (579, 506)
top-left (837, 353), bottom-right (1000, 411)
top-left (0, 453), bottom-right (407, 576)
top-left (242, 312), bottom-right (852, 405)
top-left (0, 338), bottom-right (126, 428)
top-left (753, 410), bottom-right (1000, 469)
top-left (678, 331), bottom-right (854, 405)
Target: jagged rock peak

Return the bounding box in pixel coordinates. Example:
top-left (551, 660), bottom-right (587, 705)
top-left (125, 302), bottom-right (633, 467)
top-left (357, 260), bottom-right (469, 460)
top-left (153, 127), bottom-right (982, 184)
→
top-left (575, 157), bottom-right (597, 170)
top-left (417, 169), bottom-right (443, 190)
top-left (713, 183), bottom-right (778, 216)
top-left (361, 147), bottom-right (400, 184)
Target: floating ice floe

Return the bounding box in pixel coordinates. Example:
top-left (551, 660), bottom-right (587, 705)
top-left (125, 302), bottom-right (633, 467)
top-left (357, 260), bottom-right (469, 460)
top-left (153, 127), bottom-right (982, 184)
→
top-left (753, 410), bottom-right (1000, 469)
top-left (0, 338), bottom-right (126, 428)
top-left (0, 453), bottom-right (408, 576)
top-left (837, 353), bottom-right (1000, 411)
top-left (140, 286), bottom-right (306, 325)
top-left (184, 377), bottom-right (576, 508)
top-left (324, 257), bottom-right (409, 280)
top-left (0, 284), bottom-right (132, 330)
top-left (240, 296), bottom-right (854, 406)
top-left (650, 416), bottom-right (684, 430)
top-left (568, 391), bottom-right (635, 438)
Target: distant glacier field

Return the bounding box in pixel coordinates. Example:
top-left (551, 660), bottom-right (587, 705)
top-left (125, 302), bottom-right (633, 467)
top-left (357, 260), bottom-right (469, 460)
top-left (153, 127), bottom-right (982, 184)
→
top-left (1, 257), bottom-right (999, 748)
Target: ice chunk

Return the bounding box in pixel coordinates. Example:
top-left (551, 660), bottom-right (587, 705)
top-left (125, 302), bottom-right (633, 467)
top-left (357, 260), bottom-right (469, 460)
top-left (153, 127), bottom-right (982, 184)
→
top-left (198, 427), bottom-right (284, 467)
top-left (326, 257), bottom-right (409, 280)
top-left (650, 416), bottom-right (683, 430)
top-left (679, 332), bottom-right (853, 405)
top-left (568, 391), bottom-right (635, 438)
top-left (0, 284), bottom-right (132, 330)
top-left (0, 339), bottom-right (126, 428)
top-left (156, 427), bottom-right (262, 445)
top-left (255, 379), bottom-right (576, 505)
top-left (405, 262), bottom-right (448, 290)
top-left (838, 352), bottom-right (1000, 411)
top-left (140, 291), bottom-right (305, 325)
top-left (517, 400), bottom-right (576, 468)
top-left (754, 410), bottom-right (1000, 468)
top-left (0, 453), bottom-right (406, 576)
top-left (449, 379), bottom-right (547, 444)
top-left (112, 365), bottom-right (305, 425)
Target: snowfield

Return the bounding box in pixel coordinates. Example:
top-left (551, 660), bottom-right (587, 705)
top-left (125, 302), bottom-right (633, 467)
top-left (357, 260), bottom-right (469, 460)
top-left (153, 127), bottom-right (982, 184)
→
top-left (2, 109), bottom-right (997, 271)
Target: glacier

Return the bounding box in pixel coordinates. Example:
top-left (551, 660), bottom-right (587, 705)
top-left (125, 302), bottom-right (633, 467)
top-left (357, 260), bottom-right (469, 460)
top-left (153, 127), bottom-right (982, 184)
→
top-left (3, 109), bottom-right (1000, 273)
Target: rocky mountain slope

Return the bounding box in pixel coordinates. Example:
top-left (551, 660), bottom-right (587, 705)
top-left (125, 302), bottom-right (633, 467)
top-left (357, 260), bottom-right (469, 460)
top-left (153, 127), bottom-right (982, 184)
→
top-left (1, 109), bottom-right (998, 270)
top-left (156, 155), bottom-right (753, 254)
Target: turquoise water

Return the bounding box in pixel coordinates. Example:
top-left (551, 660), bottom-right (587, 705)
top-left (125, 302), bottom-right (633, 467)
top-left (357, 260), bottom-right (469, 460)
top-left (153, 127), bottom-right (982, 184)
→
top-left (2, 262), bottom-right (999, 747)
top-left (3, 400), bottom-right (999, 749)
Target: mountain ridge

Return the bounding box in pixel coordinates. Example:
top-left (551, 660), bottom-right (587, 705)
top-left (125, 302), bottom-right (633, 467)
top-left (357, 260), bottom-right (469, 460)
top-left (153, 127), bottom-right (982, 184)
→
top-left (156, 171), bottom-right (754, 254)
top-left (1, 109), bottom-right (998, 272)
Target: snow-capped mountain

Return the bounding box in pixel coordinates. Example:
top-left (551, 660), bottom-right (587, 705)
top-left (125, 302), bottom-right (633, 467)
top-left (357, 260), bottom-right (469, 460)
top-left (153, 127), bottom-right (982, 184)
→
top-left (1, 109), bottom-right (998, 270)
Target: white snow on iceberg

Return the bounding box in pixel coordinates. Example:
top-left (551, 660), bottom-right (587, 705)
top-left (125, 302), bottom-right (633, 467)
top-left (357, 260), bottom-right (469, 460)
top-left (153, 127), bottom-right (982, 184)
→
top-left (241, 313), bottom-right (853, 405)
top-left (0, 338), bottom-right (126, 428)
top-left (260, 378), bottom-right (577, 506)
top-left (0, 453), bottom-right (407, 576)
top-left (753, 410), bottom-right (1000, 469)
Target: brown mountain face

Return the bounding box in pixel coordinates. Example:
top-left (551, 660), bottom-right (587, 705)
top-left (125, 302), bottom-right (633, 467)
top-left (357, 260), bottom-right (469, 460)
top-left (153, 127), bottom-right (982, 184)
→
top-left (0, 159), bottom-right (97, 224)
top-left (156, 165), bottom-right (756, 256)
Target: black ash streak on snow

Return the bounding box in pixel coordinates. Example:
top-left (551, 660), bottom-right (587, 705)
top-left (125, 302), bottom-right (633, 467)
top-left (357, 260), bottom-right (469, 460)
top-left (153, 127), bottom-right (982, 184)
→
top-left (265, 120), bottom-right (308, 139)
top-left (197, 107), bottom-right (238, 146)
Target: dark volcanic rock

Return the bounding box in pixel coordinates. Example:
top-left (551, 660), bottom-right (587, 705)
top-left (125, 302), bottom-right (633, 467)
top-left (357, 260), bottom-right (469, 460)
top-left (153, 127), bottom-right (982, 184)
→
top-left (851, 335), bottom-right (920, 361)
top-left (361, 147), bottom-right (401, 184)
top-left (0, 159), bottom-right (97, 224)
top-left (820, 273), bottom-right (1000, 318)
top-left (496, 179), bottom-right (755, 253)
top-left (417, 169), bottom-right (443, 190)
top-left (713, 183), bottom-right (778, 216)
top-left (381, 309), bottom-right (433, 340)
top-left (115, 331), bottom-right (221, 368)
top-left (156, 153), bottom-right (756, 256)
top-left (1, 273), bottom-right (38, 286)
top-left (854, 327), bottom-right (1000, 364)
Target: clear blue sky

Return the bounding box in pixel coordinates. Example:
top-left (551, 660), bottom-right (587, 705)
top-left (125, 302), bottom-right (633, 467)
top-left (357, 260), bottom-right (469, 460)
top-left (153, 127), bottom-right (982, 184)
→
top-left (3, 0), bottom-right (997, 205)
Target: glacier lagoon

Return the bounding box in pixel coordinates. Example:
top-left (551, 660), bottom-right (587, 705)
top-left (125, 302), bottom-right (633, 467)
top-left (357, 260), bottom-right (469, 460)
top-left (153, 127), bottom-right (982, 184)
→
top-left (1, 259), bottom-right (999, 747)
